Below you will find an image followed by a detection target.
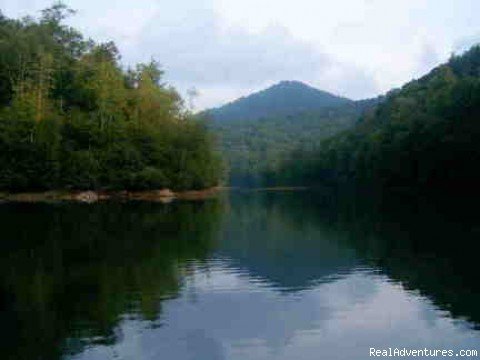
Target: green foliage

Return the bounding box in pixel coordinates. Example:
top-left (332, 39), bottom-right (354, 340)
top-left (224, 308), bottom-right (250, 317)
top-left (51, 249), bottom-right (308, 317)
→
top-left (278, 45), bottom-right (480, 191)
top-left (0, 6), bottom-right (221, 191)
top-left (209, 99), bottom-right (379, 187)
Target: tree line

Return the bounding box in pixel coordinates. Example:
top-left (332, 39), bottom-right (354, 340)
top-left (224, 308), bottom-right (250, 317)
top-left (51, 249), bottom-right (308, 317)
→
top-left (0, 4), bottom-right (221, 191)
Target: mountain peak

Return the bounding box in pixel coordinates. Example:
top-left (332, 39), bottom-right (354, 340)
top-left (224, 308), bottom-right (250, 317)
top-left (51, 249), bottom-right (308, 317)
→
top-left (275, 80), bottom-right (309, 87)
top-left (205, 81), bottom-right (352, 122)
top-left (265, 80), bottom-right (324, 92)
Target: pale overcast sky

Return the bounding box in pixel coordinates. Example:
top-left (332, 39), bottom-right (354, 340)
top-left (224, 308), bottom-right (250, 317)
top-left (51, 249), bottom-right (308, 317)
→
top-left (2, 0), bottom-right (480, 109)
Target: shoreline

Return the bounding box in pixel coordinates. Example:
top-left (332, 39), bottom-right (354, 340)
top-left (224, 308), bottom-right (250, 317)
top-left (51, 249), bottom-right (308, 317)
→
top-left (0, 187), bottom-right (225, 204)
top-left (0, 186), bottom-right (315, 204)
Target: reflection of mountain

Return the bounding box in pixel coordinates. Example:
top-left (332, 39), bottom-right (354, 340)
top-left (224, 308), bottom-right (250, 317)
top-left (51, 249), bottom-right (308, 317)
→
top-left (215, 189), bottom-right (480, 329)
top-left (0, 201), bottom-right (222, 360)
top-left (215, 192), bottom-right (360, 290)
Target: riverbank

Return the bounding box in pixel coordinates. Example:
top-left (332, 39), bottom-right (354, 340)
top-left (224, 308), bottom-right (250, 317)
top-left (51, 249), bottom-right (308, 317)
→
top-left (0, 187), bottom-right (224, 204)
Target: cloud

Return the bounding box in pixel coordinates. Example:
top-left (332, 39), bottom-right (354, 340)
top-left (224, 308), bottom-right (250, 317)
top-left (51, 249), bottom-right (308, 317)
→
top-left (118, 2), bottom-right (379, 108)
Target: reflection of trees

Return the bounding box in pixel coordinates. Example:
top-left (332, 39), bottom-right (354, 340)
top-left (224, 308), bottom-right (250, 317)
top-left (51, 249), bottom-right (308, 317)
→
top-left (340, 192), bottom-right (480, 330)
top-left (272, 188), bottom-right (480, 329)
top-left (0, 200), bottom-right (223, 360)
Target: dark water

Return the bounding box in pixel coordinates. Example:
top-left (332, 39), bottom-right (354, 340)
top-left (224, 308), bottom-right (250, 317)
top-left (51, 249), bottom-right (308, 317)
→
top-left (0, 190), bottom-right (479, 360)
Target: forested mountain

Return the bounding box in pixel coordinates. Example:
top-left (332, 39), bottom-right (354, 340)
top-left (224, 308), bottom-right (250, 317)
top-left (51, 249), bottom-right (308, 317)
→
top-left (208, 97), bottom-right (379, 187)
top-left (205, 80), bottom-right (352, 122)
top-left (275, 45), bottom-right (480, 192)
top-left (0, 5), bottom-right (221, 191)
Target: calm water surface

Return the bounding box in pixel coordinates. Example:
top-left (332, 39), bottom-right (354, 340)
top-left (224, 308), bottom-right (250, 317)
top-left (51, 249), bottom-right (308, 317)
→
top-left (0, 190), bottom-right (479, 359)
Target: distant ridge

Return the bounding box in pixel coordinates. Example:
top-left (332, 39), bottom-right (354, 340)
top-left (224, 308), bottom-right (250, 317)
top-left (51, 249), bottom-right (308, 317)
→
top-left (204, 80), bottom-right (352, 121)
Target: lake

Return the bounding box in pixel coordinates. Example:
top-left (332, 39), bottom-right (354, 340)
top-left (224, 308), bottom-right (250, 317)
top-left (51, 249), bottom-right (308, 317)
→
top-left (0, 189), bottom-right (479, 359)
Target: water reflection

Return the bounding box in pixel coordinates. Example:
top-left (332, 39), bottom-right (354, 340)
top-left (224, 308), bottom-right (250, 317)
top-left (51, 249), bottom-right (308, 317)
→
top-left (215, 192), bottom-right (360, 291)
top-left (0, 201), bottom-right (222, 360)
top-left (0, 189), bottom-right (479, 360)
top-left (321, 188), bottom-right (480, 328)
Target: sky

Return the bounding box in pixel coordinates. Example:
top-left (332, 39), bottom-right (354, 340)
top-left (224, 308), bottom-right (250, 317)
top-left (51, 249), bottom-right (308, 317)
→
top-left (2, 0), bottom-right (480, 110)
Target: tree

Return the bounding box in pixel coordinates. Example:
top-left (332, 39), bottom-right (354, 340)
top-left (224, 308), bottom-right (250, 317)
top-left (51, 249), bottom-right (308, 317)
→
top-left (0, 7), bottom-right (222, 192)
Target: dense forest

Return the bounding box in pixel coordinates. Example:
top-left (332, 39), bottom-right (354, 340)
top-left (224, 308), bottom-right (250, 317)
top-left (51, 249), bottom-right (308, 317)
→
top-left (0, 5), bottom-right (221, 192)
top-left (272, 46), bottom-right (480, 191)
top-left (210, 102), bottom-right (376, 186)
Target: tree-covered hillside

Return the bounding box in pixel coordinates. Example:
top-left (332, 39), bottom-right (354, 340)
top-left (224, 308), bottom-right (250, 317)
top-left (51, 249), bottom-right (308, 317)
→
top-left (209, 98), bottom-right (379, 187)
top-left (0, 5), bottom-right (221, 191)
top-left (277, 45), bottom-right (480, 192)
top-left (204, 80), bottom-right (352, 122)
